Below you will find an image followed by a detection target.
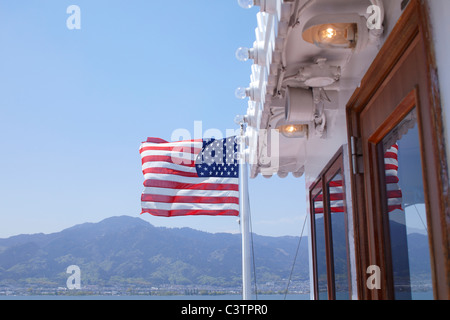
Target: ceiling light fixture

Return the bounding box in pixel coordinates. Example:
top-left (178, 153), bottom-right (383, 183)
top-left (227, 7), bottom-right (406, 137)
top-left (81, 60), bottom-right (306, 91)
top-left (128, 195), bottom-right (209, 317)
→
top-left (235, 87), bottom-right (248, 100)
top-left (235, 86), bottom-right (261, 102)
top-left (235, 47), bottom-right (251, 62)
top-left (235, 42), bottom-right (266, 66)
top-left (302, 14), bottom-right (369, 52)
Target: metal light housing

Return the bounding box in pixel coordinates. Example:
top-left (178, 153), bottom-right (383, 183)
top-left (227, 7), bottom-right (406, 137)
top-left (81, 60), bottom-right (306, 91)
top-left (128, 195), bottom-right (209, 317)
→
top-left (285, 87), bottom-right (314, 123)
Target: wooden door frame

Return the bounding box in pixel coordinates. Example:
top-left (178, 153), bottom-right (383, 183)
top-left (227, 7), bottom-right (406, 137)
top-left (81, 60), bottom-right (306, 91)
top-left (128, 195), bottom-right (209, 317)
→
top-left (346, 0), bottom-right (449, 300)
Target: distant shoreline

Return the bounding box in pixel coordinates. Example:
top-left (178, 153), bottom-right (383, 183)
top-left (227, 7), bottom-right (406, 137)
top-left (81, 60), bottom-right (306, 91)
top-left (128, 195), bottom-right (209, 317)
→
top-left (0, 293), bottom-right (310, 300)
top-left (0, 291), bottom-right (434, 300)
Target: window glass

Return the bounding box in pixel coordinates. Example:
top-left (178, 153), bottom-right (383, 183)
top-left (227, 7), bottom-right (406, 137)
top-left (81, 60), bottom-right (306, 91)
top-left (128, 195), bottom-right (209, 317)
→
top-left (382, 108), bottom-right (433, 300)
top-left (327, 172), bottom-right (350, 300)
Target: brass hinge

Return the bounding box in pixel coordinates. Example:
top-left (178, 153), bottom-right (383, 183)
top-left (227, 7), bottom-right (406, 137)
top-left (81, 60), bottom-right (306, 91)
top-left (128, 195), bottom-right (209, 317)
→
top-left (351, 136), bottom-right (364, 175)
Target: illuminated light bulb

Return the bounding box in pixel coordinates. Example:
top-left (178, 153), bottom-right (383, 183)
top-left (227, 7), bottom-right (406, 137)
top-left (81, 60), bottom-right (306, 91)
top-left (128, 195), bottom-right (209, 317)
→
top-left (317, 24), bottom-right (355, 47)
top-left (324, 28), bottom-right (337, 39)
top-left (235, 47), bottom-right (250, 62)
top-left (235, 87), bottom-right (248, 100)
top-left (237, 0), bottom-right (254, 9)
top-left (276, 124), bottom-right (309, 138)
top-left (303, 23), bottom-right (357, 49)
top-left (285, 125), bottom-right (296, 133)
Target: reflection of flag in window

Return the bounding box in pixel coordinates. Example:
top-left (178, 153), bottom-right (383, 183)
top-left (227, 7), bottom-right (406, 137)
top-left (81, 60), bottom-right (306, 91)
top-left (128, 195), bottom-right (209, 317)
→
top-left (140, 137), bottom-right (239, 217)
top-left (313, 175), bottom-right (344, 215)
top-left (312, 144), bottom-right (402, 215)
top-left (313, 192), bottom-right (324, 215)
top-left (328, 174), bottom-right (345, 213)
top-left (384, 144), bottom-right (403, 213)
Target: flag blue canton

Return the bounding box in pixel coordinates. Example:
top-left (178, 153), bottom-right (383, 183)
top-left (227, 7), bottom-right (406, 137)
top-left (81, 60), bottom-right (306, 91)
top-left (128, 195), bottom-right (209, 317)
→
top-left (195, 137), bottom-right (239, 178)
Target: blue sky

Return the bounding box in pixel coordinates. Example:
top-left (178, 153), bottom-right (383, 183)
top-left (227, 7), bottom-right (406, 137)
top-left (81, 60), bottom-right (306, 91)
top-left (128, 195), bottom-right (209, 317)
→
top-left (0, 0), bottom-right (307, 238)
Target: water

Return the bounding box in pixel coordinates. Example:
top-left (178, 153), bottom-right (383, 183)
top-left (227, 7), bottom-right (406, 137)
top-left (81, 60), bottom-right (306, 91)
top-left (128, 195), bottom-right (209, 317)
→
top-left (0, 294), bottom-right (310, 300)
top-left (1, 292), bottom-right (434, 300)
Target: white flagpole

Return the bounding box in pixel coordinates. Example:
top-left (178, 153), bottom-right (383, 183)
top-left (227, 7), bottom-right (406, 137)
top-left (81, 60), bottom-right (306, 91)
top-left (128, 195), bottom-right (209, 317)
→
top-left (239, 123), bottom-right (252, 301)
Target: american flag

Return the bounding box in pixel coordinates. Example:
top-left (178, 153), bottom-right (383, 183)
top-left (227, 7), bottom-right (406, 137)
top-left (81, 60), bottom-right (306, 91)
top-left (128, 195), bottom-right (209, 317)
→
top-left (140, 137), bottom-right (240, 217)
top-left (313, 143), bottom-right (402, 215)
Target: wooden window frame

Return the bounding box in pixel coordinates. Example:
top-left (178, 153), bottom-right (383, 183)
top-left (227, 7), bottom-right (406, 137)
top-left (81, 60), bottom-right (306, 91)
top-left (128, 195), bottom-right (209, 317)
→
top-left (346, 0), bottom-right (449, 300)
top-left (310, 178), bottom-right (325, 299)
top-left (310, 148), bottom-right (352, 300)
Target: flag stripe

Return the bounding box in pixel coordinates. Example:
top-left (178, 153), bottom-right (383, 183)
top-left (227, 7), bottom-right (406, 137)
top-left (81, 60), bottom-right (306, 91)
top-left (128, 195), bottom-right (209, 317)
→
top-left (384, 151), bottom-right (398, 160)
top-left (387, 190), bottom-right (403, 198)
top-left (314, 208), bottom-right (324, 214)
top-left (328, 180), bottom-right (343, 187)
top-left (141, 150), bottom-right (197, 161)
top-left (385, 164), bottom-right (398, 171)
top-left (140, 146), bottom-right (202, 154)
top-left (142, 161), bottom-right (196, 173)
top-left (144, 179), bottom-right (239, 191)
top-left (141, 209), bottom-right (239, 217)
top-left (329, 193), bottom-right (344, 201)
top-left (141, 194), bottom-right (239, 204)
top-left (142, 167), bottom-right (199, 178)
top-left (385, 175), bottom-right (399, 184)
top-left (143, 174), bottom-right (238, 185)
top-left (143, 187), bottom-right (239, 198)
top-left (388, 205), bottom-right (403, 212)
top-left (142, 139), bottom-right (202, 147)
top-left (141, 155), bottom-right (196, 167)
top-left (141, 201), bottom-right (239, 211)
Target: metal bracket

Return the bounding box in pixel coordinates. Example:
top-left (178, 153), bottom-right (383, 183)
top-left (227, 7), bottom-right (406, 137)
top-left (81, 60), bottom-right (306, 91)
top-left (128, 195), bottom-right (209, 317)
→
top-left (351, 136), bottom-right (364, 175)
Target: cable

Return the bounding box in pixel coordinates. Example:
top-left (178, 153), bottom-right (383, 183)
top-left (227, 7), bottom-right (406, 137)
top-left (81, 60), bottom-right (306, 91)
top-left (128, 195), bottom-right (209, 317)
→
top-left (284, 212), bottom-right (308, 300)
top-left (411, 204), bottom-right (428, 234)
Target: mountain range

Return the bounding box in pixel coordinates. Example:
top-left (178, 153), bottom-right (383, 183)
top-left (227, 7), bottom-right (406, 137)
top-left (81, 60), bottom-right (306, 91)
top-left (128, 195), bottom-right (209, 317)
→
top-left (0, 215), bottom-right (431, 293)
top-left (0, 216), bottom-right (308, 289)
